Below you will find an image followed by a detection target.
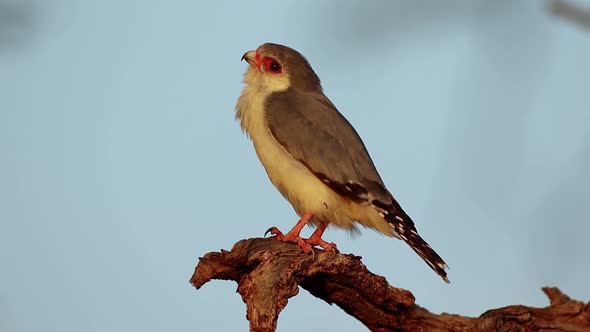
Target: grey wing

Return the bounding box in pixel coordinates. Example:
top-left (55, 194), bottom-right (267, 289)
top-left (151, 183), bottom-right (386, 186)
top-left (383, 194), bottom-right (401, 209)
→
top-left (265, 89), bottom-right (392, 206)
top-left (266, 90), bottom-right (447, 281)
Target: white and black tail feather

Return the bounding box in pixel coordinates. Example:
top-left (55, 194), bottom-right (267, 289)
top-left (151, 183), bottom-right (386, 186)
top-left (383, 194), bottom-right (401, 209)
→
top-left (379, 204), bottom-right (449, 283)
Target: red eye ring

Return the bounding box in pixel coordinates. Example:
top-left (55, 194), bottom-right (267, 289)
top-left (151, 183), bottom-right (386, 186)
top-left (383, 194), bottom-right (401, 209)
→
top-left (263, 57), bottom-right (282, 74)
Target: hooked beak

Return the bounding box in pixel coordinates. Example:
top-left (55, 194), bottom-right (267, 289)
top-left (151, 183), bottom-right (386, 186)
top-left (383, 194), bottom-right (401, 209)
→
top-left (241, 50), bottom-right (258, 67)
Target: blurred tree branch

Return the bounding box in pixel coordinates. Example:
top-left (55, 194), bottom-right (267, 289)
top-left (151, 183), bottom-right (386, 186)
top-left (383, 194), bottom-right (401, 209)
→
top-left (549, 0), bottom-right (590, 30)
top-left (0, 0), bottom-right (34, 50)
top-left (190, 238), bottom-right (590, 332)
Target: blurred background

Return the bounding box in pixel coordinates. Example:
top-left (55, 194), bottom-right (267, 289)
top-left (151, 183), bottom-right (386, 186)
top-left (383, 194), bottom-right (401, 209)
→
top-left (1, 0), bottom-right (589, 331)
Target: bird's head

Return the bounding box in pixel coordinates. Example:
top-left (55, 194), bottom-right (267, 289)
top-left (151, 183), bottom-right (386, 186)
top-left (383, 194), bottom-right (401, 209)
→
top-left (241, 43), bottom-right (322, 93)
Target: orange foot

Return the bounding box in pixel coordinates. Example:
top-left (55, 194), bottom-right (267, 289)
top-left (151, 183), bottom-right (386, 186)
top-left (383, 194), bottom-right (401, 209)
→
top-left (265, 212), bottom-right (313, 254)
top-left (265, 213), bottom-right (339, 254)
top-left (305, 223), bottom-right (338, 253)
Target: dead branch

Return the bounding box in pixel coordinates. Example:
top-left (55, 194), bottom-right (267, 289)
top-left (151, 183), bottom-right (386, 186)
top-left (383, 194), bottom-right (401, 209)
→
top-left (549, 0), bottom-right (590, 30)
top-left (190, 237), bottom-right (590, 332)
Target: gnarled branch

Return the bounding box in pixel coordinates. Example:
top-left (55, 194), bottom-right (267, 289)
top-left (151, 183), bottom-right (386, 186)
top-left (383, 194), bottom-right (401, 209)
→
top-left (190, 237), bottom-right (590, 332)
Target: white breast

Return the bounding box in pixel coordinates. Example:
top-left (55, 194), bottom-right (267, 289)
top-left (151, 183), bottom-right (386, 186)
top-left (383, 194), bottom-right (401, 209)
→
top-left (235, 85), bottom-right (352, 227)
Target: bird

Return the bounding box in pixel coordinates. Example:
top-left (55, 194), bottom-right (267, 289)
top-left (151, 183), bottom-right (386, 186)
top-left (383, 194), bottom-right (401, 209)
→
top-left (235, 42), bottom-right (449, 283)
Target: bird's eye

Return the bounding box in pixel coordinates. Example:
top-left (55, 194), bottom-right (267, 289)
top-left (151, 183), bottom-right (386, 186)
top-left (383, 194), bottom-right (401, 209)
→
top-left (269, 61), bottom-right (280, 72)
top-left (264, 58), bottom-right (282, 74)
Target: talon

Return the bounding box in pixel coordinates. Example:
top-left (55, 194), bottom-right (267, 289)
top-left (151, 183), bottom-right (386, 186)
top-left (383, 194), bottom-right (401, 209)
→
top-left (264, 227), bottom-right (282, 238)
top-left (324, 242), bottom-right (338, 253)
top-left (330, 244), bottom-right (339, 258)
top-left (291, 236), bottom-right (311, 253)
top-left (304, 223), bottom-right (338, 255)
top-left (263, 212), bottom-right (314, 253)
top-left (306, 239), bottom-right (338, 254)
top-left (332, 246), bottom-right (339, 258)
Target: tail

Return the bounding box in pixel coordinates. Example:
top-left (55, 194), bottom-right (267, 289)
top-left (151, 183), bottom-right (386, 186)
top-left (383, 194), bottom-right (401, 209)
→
top-left (379, 201), bottom-right (450, 283)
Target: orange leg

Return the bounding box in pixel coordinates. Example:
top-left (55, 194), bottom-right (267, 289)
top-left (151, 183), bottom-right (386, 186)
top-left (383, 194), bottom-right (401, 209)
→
top-left (265, 212), bottom-right (314, 253)
top-left (305, 223), bottom-right (337, 252)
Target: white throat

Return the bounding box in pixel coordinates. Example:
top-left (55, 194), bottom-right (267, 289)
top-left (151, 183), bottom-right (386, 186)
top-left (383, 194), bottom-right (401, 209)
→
top-left (235, 67), bottom-right (290, 137)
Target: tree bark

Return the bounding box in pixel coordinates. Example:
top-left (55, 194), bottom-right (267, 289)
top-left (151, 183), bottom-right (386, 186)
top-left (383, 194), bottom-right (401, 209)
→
top-left (189, 237), bottom-right (590, 332)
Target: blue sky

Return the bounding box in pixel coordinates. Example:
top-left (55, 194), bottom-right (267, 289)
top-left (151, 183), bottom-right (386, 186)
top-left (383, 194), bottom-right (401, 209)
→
top-left (1, 1), bottom-right (589, 331)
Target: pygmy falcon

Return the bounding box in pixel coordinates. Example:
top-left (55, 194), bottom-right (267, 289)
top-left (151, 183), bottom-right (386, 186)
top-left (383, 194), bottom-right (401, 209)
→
top-left (236, 43), bottom-right (449, 283)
